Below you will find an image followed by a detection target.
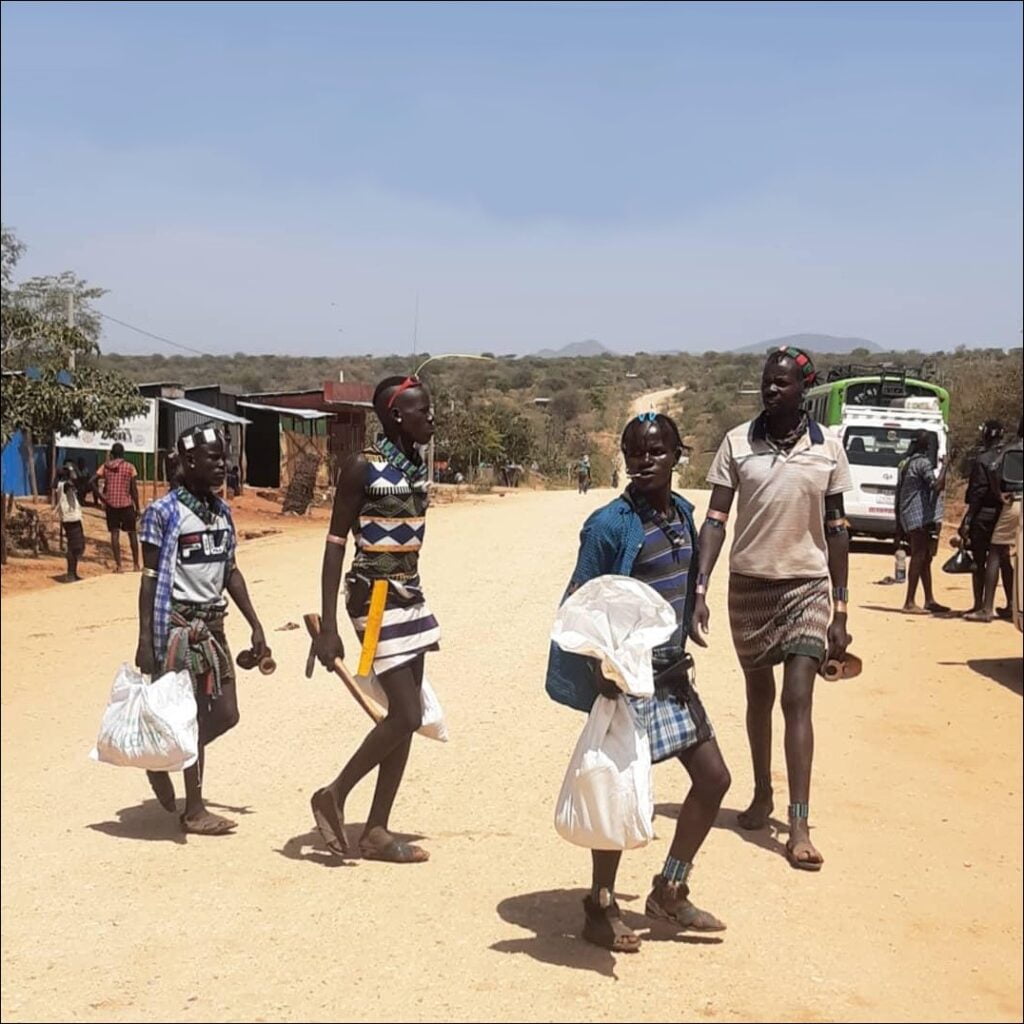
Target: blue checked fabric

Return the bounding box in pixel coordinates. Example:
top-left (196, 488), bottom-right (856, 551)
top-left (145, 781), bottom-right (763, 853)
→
top-left (628, 690), bottom-right (712, 763)
top-left (140, 491), bottom-right (236, 661)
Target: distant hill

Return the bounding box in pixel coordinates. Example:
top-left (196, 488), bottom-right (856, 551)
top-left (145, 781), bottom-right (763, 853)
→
top-left (733, 333), bottom-right (882, 355)
top-left (534, 339), bottom-right (614, 358)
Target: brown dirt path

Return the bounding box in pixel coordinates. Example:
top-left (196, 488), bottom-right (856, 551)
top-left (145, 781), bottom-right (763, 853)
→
top-left (1, 486), bottom-right (1021, 1022)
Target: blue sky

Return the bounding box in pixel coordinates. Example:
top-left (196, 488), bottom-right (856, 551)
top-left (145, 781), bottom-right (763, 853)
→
top-left (2, 1), bottom-right (1021, 356)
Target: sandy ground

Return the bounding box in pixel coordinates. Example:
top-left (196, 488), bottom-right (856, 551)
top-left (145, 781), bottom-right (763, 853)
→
top-left (0, 485), bottom-right (476, 597)
top-left (2, 484), bottom-right (1022, 1024)
top-left (0, 491), bottom-right (327, 596)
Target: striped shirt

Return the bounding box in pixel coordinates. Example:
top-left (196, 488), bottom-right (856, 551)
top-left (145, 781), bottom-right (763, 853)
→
top-left (631, 510), bottom-right (692, 668)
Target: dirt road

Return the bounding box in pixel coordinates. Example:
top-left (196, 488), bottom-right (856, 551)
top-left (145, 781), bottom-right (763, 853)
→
top-left (2, 487), bottom-right (1021, 1023)
top-left (631, 386), bottom-right (685, 417)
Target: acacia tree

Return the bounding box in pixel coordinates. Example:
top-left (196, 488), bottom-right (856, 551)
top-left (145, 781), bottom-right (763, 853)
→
top-left (488, 405), bottom-right (534, 465)
top-left (432, 396), bottom-right (537, 477)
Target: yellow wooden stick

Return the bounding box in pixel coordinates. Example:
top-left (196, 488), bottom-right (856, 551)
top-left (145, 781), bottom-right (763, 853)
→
top-left (357, 579), bottom-right (389, 677)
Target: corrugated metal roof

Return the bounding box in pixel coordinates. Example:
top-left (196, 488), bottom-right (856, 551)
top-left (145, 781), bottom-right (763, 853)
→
top-left (237, 401), bottom-right (332, 420)
top-left (160, 397), bottom-right (251, 425)
top-left (324, 380), bottom-right (375, 405)
top-left (242, 388), bottom-right (324, 397)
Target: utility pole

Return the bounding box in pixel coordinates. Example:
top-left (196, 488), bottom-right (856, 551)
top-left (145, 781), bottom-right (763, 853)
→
top-left (67, 291), bottom-right (76, 371)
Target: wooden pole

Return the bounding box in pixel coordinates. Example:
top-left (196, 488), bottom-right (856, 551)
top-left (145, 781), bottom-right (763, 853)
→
top-left (25, 430), bottom-right (39, 501)
top-left (155, 398), bottom-right (162, 498)
top-left (0, 482), bottom-right (6, 566)
top-left (154, 400), bottom-right (161, 500)
top-left (49, 438), bottom-right (58, 505)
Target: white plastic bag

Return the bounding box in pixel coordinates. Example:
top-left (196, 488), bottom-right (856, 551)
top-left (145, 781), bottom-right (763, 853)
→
top-left (361, 670), bottom-right (449, 743)
top-left (551, 575), bottom-right (677, 697)
top-left (554, 696), bottom-right (654, 850)
top-left (90, 664), bottom-right (199, 771)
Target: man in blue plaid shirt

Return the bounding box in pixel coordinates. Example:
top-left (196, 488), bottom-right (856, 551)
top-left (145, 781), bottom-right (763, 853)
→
top-left (136, 425), bottom-right (267, 836)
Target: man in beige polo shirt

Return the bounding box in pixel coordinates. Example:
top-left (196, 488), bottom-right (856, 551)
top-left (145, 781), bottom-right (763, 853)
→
top-left (689, 346), bottom-right (852, 872)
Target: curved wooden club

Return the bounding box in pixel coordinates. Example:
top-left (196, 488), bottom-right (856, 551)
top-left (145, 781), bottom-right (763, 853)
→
top-left (303, 612), bottom-right (384, 724)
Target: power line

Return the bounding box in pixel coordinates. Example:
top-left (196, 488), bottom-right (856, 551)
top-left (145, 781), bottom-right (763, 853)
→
top-left (98, 311), bottom-right (209, 356)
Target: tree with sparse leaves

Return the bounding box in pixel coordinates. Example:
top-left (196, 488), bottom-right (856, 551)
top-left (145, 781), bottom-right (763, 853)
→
top-left (433, 397), bottom-right (537, 476)
top-left (488, 405), bottom-right (534, 465)
top-left (1, 226), bottom-right (147, 497)
top-left (1, 365), bottom-right (147, 447)
top-left (2, 226), bottom-right (105, 372)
